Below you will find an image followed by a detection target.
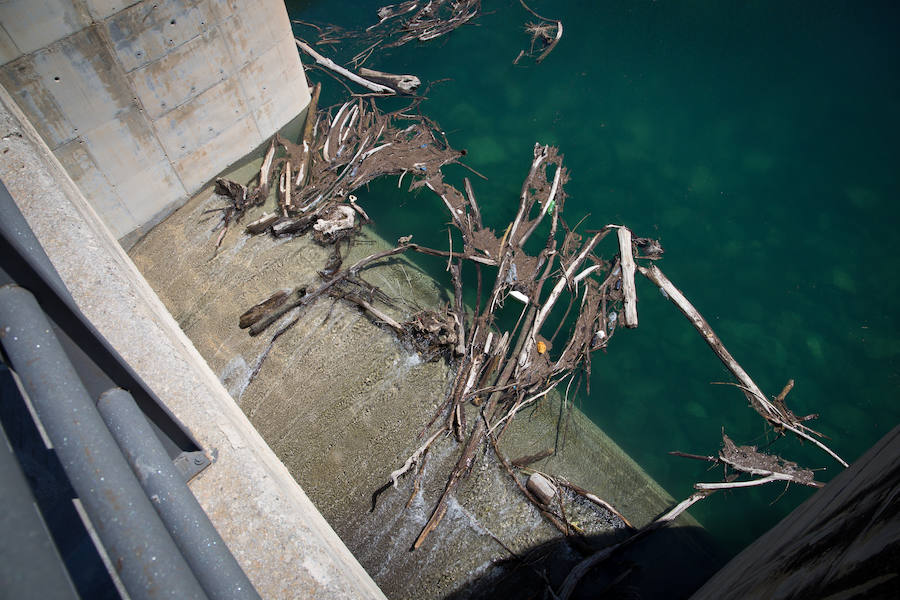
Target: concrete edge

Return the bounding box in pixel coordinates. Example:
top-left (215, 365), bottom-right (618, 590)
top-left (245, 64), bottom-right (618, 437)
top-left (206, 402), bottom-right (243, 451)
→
top-left (0, 83), bottom-right (386, 599)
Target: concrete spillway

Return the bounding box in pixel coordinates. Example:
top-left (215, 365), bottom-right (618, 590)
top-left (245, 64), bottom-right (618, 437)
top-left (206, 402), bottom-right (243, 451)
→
top-left (128, 152), bottom-right (723, 599)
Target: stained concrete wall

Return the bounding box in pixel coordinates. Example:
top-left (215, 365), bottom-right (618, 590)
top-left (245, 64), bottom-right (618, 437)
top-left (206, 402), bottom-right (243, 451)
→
top-left (0, 0), bottom-right (310, 246)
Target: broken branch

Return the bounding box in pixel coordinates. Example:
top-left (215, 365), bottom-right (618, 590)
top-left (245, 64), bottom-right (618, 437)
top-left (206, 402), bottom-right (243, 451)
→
top-left (296, 38), bottom-right (396, 94)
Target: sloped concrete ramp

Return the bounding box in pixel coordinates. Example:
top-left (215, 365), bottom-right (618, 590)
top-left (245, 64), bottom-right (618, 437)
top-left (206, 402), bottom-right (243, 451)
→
top-left (130, 157), bottom-right (722, 598)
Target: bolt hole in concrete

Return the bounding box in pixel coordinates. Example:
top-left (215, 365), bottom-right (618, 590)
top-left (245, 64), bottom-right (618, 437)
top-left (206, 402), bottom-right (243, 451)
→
top-left (170, 19), bottom-right (176, 25)
top-left (53, 76), bottom-right (60, 81)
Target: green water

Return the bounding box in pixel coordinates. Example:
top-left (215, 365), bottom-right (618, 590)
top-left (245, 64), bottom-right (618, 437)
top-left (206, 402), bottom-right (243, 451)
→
top-left (286, 1), bottom-right (900, 556)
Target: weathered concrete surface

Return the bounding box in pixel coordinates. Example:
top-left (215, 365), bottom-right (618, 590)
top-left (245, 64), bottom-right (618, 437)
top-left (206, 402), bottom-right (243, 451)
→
top-left (130, 156), bottom-right (722, 598)
top-left (0, 0), bottom-right (310, 245)
top-left (1, 67), bottom-right (383, 600)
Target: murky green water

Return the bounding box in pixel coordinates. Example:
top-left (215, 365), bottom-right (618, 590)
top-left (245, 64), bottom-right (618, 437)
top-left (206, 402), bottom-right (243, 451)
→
top-left (286, 0), bottom-right (900, 556)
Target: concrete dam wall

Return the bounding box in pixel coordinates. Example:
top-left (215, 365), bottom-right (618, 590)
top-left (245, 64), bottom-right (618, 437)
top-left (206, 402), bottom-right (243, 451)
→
top-left (0, 0), bottom-right (310, 246)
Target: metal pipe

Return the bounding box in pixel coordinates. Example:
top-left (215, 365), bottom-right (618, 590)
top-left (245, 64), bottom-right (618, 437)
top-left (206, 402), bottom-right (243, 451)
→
top-left (0, 184), bottom-right (205, 462)
top-left (0, 283), bottom-right (208, 600)
top-left (98, 388), bottom-right (261, 600)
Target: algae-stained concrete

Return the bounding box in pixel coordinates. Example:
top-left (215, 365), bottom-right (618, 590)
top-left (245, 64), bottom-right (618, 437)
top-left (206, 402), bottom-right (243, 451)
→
top-left (130, 162), bottom-right (718, 598)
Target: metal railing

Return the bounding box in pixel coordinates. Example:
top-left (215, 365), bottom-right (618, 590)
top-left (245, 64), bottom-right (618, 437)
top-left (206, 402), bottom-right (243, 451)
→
top-left (0, 182), bottom-right (261, 600)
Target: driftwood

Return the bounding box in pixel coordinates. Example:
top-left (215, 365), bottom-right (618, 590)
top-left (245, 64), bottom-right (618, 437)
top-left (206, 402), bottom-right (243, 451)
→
top-left (295, 82), bottom-right (321, 190)
top-left (359, 67), bottom-right (421, 94)
top-left (302, 1), bottom-right (482, 53)
top-left (526, 472), bottom-right (556, 504)
top-left (211, 92), bottom-right (465, 247)
top-left (640, 263), bottom-right (847, 467)
top-left (615, 226), bottom-right (638, 328)
top-left (556, 487), bottom-right (717, 600)
top-left (295, 39), bottom-right (395, 94)
top-left (313, 204), bottom-right (356, 241)
top-left (239, 288), bottom-right (293, 329)
top-left (245, 212), bottom-right (278, 235)
top-left (231, 133), bottom-right (845, 562)
top-left (280, 141), bottom-right (842, 551)
top-left (558, 431), bottom-right (826, 599)
top-left (367, 1), bottom-right (482, 48)
top-left (390, 144), bottom-right (658, 548)
top-left (221, 73), bottom-right (845, 573)
top-left (692, 433), bottom-right (824, 490)
top-left (194, 5), bottom-right (857, 587)
top-left (516, 0), bottom-right (563, 64)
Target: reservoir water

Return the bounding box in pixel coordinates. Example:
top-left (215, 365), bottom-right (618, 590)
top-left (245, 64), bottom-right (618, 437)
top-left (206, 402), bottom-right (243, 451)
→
top-left (286, 0), bottom-right (900, 557)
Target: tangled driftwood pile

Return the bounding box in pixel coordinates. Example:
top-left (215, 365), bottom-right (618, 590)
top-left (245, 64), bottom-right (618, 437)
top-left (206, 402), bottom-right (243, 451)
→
top-left (211, 82), bottom-right (464, 250)
top-left (514, 0), bottom-right (563, 64)
top-left (306, 1), bottom-right (483, 51)
top-left (232, 127), bottom-right (845, 560)
top-left (207, 5), bottom-right (849, 595)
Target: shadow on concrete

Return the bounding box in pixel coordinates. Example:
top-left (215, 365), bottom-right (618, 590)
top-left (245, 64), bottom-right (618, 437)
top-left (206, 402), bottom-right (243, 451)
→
top-left (0, 364), bottom-right (119, 599)
top-left (445, 523), bottom-right (726, 600)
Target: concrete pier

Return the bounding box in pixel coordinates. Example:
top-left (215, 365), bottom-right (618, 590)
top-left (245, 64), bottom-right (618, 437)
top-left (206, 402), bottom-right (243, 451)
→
top-left (1, 76), bottom-right (383, 600)
top-left (0, 1), bottom-right (390, 598)
top-left (0, 0), bottom-right (309, 246)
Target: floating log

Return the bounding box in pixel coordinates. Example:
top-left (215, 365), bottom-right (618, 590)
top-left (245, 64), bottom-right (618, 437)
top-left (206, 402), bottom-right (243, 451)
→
top-left (295, 39), bottom-right (395, 94)
top-left (616, 226), bottom-right (638, 328)
top-left (358, 67), bottom-right (421, 94)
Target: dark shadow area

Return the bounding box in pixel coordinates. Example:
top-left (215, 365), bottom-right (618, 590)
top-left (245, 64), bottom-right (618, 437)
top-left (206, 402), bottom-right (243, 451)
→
top-left (445, 524), bottom-right (726, 600)
top-left (0, 363), bottom-right (119, 600)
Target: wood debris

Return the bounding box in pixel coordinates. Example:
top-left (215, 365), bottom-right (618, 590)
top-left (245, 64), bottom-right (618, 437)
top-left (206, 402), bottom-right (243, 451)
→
top-left (557, 432), bottom-right (825, 599)
top-left (514, 0), bottom-right (563, 64)
top-left (210, 28), bottom-right (846, 577)
top-left (641, 263), bottom-right (847, 467)
top-left (364, 1), bottom-right (482, 48)
top-left (228, 126), bottom-right (844, 557)
top-left (210, 91), bottom-right (464, 246)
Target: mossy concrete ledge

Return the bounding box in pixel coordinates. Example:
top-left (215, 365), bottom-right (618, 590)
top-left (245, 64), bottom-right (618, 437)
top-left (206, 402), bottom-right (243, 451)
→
top-left (1, 74), bottom-right (384, 600)
top-left (129, 155), bottom-right (723, 597)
